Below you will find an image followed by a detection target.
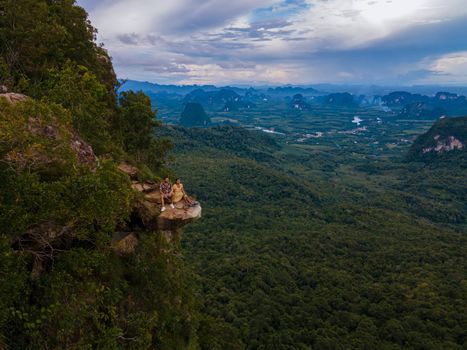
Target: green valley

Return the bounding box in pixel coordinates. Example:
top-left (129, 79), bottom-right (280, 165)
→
top-left (158, 119), bottom-right (466, 349)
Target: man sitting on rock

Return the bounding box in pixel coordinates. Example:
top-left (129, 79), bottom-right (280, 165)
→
top-left (160, 177), bottom-right (175, 212)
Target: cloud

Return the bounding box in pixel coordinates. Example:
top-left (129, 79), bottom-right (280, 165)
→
top-left (415, 51), bottom-right (467, 84)
top-left (77, 0), bottom-right (467, 85)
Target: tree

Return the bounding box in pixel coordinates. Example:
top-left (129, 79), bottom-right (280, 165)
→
top-left (44, 62), bottom-right (114, 154)
top-left (116, 91), bottom-right (172, 172)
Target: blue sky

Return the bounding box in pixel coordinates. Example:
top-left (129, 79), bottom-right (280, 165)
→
top-left (77, 0), bottom-right (467, 86)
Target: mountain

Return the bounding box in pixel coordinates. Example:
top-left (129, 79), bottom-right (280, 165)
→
top-left (320, 92), bottom-right (358, 107)
top-left (183, 88), bottom-right (242, 107)
top-left (382, 91), bottom-right (429, 107)
top-left (397, 102), bottom-right (446, 120)
top-left (245, 87), bottom-right (268, 102)
top-left (119, 79), bottom-right (217, 95)
top-left (382, 91), bottom-right (467, 117)
top-left (180, 102), bottom-right (211, 127)
top-left (408, 116), bottom-right (466, 161)
top-left (290, 93), bottom-right (311, 110)
top-left (432, 92), bottom-right (467, 115)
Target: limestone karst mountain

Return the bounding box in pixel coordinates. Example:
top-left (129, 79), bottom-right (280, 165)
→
top-left (180, 102), bottom-right (211, 127)
top-left (408, 116), bottom-right (466, 161)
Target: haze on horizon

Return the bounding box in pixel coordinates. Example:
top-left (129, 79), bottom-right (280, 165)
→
top-left (77, 0), bottom-right (467, 86)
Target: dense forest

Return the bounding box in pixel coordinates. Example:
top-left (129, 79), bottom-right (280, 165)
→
top-left (159, 125), bottom-right (466, 349)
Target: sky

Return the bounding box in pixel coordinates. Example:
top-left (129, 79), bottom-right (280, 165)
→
top-left (76, 0), bottom-right (467, 86)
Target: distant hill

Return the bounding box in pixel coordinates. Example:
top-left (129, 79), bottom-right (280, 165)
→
top-left (397, 102), bottom-right (446, 120)
top-left (183, 88), bottom-right (242, 108)
top-left (382, 91), bottom-right (467, 117)
top-left (320, 92), bottom-right (357, 107)
top-left (290, 93), bottom-right (311, 110)
top-left (408, 116), bottom-right (466, 161)
top-left (119, 79), bottom-right (217, 95)
top-left (180, 102), bottom-right (211, 127)
top-left (245, 87), bottom-right (268, 102)
top-left (382, 91), bottom-right (429, 107)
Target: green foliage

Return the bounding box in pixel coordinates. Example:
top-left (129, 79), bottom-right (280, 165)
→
top-left (0, 0), bottom-right (119, 96)
top-left (0, 89), bottom-right (199, 350)
top-left (163, 126), bottom-right (467, 349)
top-left (0, 99), bottom-right (132, 238)
top-left (0, 0), bottom-right (96, 92)
top-left (116, 91), bottom-right (172, 172)
top-left (0, 236), bottom-right (30, 346)
top-left (158, 125), bottom-right (280, 162)
top-left (43, 62), bottom-right (115, 154)
top-left (180, 103), bottom-right (211, 127)
top-left (124, 234), bottom-right (200, 349)
top-left (0, 1), bottom-right (192, 348)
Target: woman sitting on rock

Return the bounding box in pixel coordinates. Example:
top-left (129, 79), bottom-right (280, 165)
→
top-left (172, 178), bottom-right (194, 206)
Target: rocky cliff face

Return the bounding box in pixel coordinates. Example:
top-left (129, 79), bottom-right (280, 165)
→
top-left (408, 116), bottom-right (466, 161)
top-left (422, 135), bottom-right (464, 154)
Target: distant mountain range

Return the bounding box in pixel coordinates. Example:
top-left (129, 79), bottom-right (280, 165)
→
top-left (118, 80), bottom-right (467, 125)
top-left (120, 80), bottom-right (467, 96)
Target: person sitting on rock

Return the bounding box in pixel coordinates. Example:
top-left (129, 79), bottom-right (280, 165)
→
top-left (172, 178), bottom-right (194, 206)
top-left (160, 177), bottom-right (175, 212)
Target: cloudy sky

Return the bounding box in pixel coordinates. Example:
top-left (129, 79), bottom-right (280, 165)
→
top-left (77, 0), bottom-right (467, 86)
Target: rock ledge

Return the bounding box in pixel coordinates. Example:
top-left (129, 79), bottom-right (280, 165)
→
top-left (113, 163), bottom-right (202, 253)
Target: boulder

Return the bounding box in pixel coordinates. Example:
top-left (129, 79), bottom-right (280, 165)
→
top-left (70, 133), bottom-right (97, 166)
top-left (111, 232), bottom-right (139, 254)
top-left (118, 162), bottom-right (139, 180)
top-left (0, 92), bottom-right (28, 104)
top-left (26, 118), bottom-right (97, 168)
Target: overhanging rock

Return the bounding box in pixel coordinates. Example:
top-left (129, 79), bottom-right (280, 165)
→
top-left (113, 163), bottom-right (202, 253)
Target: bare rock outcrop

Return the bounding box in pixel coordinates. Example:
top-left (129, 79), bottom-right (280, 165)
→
top-left (70, 132), bottom-right (98, 166)
top-left (113, 163), bottom-right (202, 253)
top-left (422, 135), bottom-right (464, 154)
top-left (0, 92), bottom-right (29, 104)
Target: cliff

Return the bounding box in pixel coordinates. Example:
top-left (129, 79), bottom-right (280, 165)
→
top-left (408, 116), bottom-right (466, 161)
top-left (1, 90), bottom-right (205, 347)
top-left (1, 92), bottom-right (201, 271)
top-left (0, 1), bottom-right (206, 346)
top-left (113, 163), bottom-right (202, 253)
